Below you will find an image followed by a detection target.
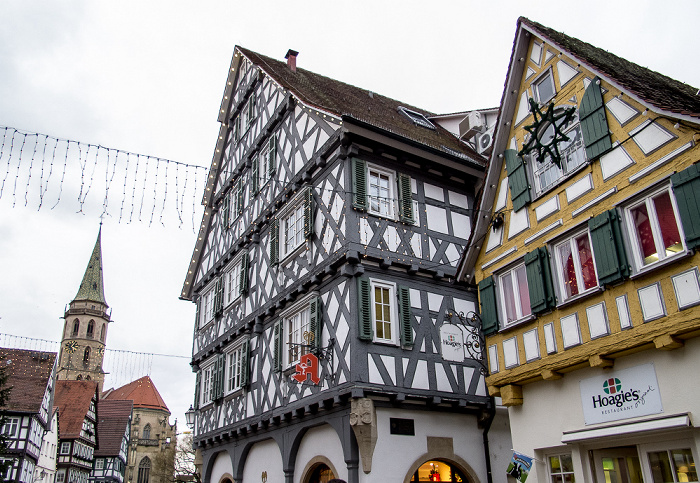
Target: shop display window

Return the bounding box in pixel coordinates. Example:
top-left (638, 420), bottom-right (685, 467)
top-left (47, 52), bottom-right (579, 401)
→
top-left (410, 460), bottom-right (466, 482)
top-left (648, 449), bottom-right (697, 483)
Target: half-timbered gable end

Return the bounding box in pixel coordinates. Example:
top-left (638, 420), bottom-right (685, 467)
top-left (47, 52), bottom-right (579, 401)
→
top-left (180, 46), bottom-right (518, 483)
top-left (0, 349), bottom-right (57, 483)
top-left (91, 399), bottom-right (132, 483)
top-left (460, 17), bottom-right (700, 483)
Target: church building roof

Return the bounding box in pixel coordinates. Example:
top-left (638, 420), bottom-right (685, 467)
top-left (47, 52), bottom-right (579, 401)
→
top-left (74, 228), bottom-right (108, 306)
top-left (102, 376), bottom-right (169, 413)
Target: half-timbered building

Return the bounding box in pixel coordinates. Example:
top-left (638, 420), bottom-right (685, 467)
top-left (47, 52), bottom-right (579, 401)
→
top-left (54, 381), bottom-right (99, 483)
top-left (460, 17), bottom-right (700, 482)
top-left (91, 399), bottom-right (132, 483)
top-left (181, 47), bottom-right (512, 483)
top-left (0, 349), bottom-right (57, 483)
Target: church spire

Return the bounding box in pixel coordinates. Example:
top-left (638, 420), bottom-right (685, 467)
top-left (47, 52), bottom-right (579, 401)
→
top-left (74, 227), bottom-right (108, 306)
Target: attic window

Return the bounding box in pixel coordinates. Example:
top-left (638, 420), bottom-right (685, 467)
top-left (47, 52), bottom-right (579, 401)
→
top-left (398, 107), bottom-right (435, 130)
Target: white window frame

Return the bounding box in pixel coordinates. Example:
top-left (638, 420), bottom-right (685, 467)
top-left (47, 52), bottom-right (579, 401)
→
top-left (496, 262), bottom-right (532, 328)
top-left (259, 135), bottom-right (277, 186)
top-left (60, 442), bottom-right (70, 455)
top-left (199, 284), bottom-right (216, 328)
top-left (231, 181), bottom-right (245, 222)
top-left (370, 279), bottom-right (398, 345)
top-left (279, 292), bottom-right (318, 368)
top-left (546, 452), bottom-right (575, 483)
top-left (528, 107), bottom-right (587, 196)
top-left (225, 341), bottom-right (246, 394)
top-left (552, 229), bottom-right (599, 302)
top-left (200, 362), bottom-right (215, 406)
top-left (533, 68), bottom-right (556, 104)
top-left (367, 164), bottom-right (395, 219)
top-left (95, 459), bottom-right (104, 470)
top-left (3, 417), bottom-right (19, 437)
top-left (224, 253), bottom-right (245, 307)
top-left (622, 185), bottom-right (686, 272)
top-left (55, 469), bottom-right (66, 483)
top-left (278, 191), bottom-right (308, 261)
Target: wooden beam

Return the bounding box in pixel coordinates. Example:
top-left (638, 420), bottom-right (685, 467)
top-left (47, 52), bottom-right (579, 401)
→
top-left (501, 385), bottom-right (523, 406)
top-left (488, 385), bottom-right (501, 397)
top-left (541, 369), bottom-right (562, 380)
top-left (654, 334), bottom-right (684, 350)
top-left (589, 354), bottom-right (614, 369)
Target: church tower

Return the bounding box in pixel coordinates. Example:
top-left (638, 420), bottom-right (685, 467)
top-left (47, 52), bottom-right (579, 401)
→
top-left (57, 228), bottom-right (110, 392)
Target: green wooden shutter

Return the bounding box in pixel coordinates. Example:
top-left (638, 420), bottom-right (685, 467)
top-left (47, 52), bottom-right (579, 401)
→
top-left (193, 371), bottom-right (201, 410)
top-left (247, 94), bottom-right (255, 126)
top-left (251, 155), bottom-right (259, 194)
top-left (240, 340), bottom-right (250, 387)
top-left (397, 173), bottom-right (414, 224)
top-left (214, 277), bottom-right (224, 315)
top-left (269, 136), bottom-right (277, 176)
top-left (308, 296), bottom-right (323, 350)
top-left (524, 247), bottom-right (556, 314)
top-left (216, 353), bottom-right (226, 399)
top-left (222, 192), bottom-right (230, 229)
top-left (236, 179), bottom-right (244, 216)
top-left (398, 286), bottom-right (413, 347)
top-left (478, 276), bottom-right (499, 336)
top-left (671, 163), bottom-right (700, 250)
top-left (240, 252), bottom-right (250, 295)
top-left (588, 209), bottom-right (630, 286)
top-left (357, 277), bottom-right (373, 341)
top-left (304, 187), bottom-right (314, 239)
top-left (210, 358), bottom-right (218, 401)
top-left (273, 320), bottom-right (283, 372)
top-left (504, 149), bottom-right (531, 211)
top-left (579, 77), bottom-right (612, 161)
top-left (194, 300), bottom-right (201, 329)
top-left (352, 158), bottom-right (368, 211)
top-left (269, 219), bottom-right (279, 265)
top-left (233, 116), bottom-right (241, 141)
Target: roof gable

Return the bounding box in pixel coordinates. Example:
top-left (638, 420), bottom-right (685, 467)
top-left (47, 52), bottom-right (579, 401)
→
top-left (102, 376), bottom-right (169, 413)
top-left (54, 380), bottom-right (98, 439)
top-left (0, 349), bottom-right (56, 414)
top-left (96, 399), bottom-right (132, 456)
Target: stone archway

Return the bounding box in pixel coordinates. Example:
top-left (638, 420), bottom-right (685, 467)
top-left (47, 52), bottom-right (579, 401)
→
top-left (300, 456), bottom-right (340, 483)
top-left (404, 455), bottom-right (479, 483)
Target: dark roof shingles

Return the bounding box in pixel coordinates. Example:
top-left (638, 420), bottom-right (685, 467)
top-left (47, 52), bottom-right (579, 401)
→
top-left (0, 349), bottom-right (55, 414)
top-left (54, 380), bottom-right (98, 439)
top-left (96, 399), bottom-right (132, 456)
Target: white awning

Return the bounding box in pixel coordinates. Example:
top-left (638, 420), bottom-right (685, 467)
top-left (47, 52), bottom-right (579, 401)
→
top-left (561, 413), bottom-right (692, 444)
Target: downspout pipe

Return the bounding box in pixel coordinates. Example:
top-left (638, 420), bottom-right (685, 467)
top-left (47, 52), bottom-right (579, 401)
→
top-left (482, 397), bottom-right (496, 483)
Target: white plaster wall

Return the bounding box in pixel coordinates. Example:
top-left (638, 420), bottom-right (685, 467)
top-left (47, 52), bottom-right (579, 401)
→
top-left (508, 337), bottom-right (700, 482)
top-left (359, 407), bottom-right (507, 483)
top-left (294, 424), bottom-right (346, 483)
top-left (241, 439), bottom-right (284, 483)
top-left (209, 451), bottom-right (233, 483)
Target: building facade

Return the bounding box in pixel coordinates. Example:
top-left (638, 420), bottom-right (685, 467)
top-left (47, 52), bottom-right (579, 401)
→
top-left (57, 229), bottom-right (110, 393)
top-left (461, 17), bottom-right (700, 483)
top-left (92, 399), bottom-right (132, 483)
top-left (34, 410), bottom-right (59, 483)
top-left (0, 349), bottom-right (57, 483)
top-left (182, 47), bottom-right (512, 483)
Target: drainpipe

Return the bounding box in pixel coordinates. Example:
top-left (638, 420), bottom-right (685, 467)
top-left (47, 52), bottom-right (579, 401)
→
top-left (481, 398), bottom-right (496, 483)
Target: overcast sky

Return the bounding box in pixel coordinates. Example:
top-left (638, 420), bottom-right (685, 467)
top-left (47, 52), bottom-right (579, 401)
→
top-left (0, 0), bottom-right (698, 428)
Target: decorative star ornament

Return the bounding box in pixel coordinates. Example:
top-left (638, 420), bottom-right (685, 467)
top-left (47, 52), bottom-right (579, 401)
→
top-left (65, 341), bottom-right (78, 353)
top-left (519, 98), bottom-right (576, 168)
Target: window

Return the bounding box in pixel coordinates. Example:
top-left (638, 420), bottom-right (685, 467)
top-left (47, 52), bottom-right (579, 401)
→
top-left (83, 347), bottom-right (91, 366)
top-left (648, 448), bottom-right (698, 483)
top-left (100, 324), bottom-right (105, 342)
top-left (253, 135), bottom-right (277, 194)
top-left (271, 187), bottom-right (314, 264)
top-left (283, 205), bottom-right (305, 258)
top-left (95, 459), bottom-right (104, 470)
top-left (533, 70), bottom-right (556, 103)
top-left (368, 167), bottom-right (394, 218)
top-left (624, 186), bottom-right (684, 269)
top-left (371, 280), bottom-right (396, 344)
top-left (87, 320), bottom-right (94, 338)
top-left (226, 342), bottom-right (248, 393)
top-left (358, 278), bottom-right (412, 346)
top-left (548, 453), bottom-right (575, 482)
top-left (553, 230), bottom-right (598, 301)
top-left (2, 418), bottom-right (18, 437)
top-left (200, 287), bottom-right (215, 327)
top-left (142, 424), bottom-right (151, 440)
top-left (60, 442), bottom-right (70, 455)
top-left (55, 470), bottom-right (66, 483)
top-left (351, 158), bottom-right (413, 223)
top-left (137, 457), bottom-right (151, 483)
top-left (286, 306), bottom-right (311, 366)
top-left (529, 108), bottom-right (587, 195)
top-left (397, 106), bottom-right (435, 130)
top-left (497, 263), bottom-right (532, 326)
top-left (201, 365), bottom-right (214, 405)
top-left (72, 319), bottom-right (79, 336)
top-left (225, 261), bottom-right (242, 305)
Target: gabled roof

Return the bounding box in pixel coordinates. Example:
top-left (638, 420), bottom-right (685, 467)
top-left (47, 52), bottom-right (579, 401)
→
top-left (74, 227), bottom-right (108, 306)
top-left (95, 399), bottom-right (132, 457)
top-left (521, 18), bottom-right (700, 119)
top-left (0, 348), bottom-right (56, 414)
top-left (102, 376), bottom-right (169, 413)
top-left (457, 17), bottom-right (700, 282)
top-left (235, 46), bottom-right (485, 164)
top-left (54, 380), bottom-right (98, 439)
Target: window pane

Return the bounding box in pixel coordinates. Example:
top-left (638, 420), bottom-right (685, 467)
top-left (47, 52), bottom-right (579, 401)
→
top-left (653, 191), bottom-right (683, 257)
top-left (536, 73), bottom-right (555, 102)
top-left (515, 265), bottom-right (532, 317)
top-left (649, 451), bottom-right (674, 483)
top-left (671, 449), bottom-right (698, 482)
top-left (502, 271), bottom-right (518, 323)
top-left (558, 241), bottom-right (579, 297)
top-left (560, 454), bottom-right (574, 473)
top-left (576, 234), bottom-right (597, 290)
top-left (631, 202), bottom-right (657, 263)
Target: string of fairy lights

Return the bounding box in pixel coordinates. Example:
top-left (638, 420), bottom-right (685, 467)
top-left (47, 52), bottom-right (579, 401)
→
top-left (0, 332), bottom-right (188, 390)
top-left (0, 126), bottom-right (208, 230)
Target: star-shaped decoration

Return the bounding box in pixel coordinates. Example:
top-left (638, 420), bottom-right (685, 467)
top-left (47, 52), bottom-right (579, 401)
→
top-left (519, 98), bottom-right (576, 168)
top-left (65, 341), bottom-right (78, 353)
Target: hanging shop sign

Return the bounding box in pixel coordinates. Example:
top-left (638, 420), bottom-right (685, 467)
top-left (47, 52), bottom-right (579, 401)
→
top-left (440, 324), bottom-right (465, 362)
top-left (580, 363), bottom-right (663, 425)
top-left (506, 451), bottom-right (533, 483)
top-left (291, 353), bottom-right (320, 385)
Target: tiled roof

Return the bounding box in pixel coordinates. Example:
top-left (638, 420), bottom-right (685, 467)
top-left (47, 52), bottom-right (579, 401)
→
top-left (521, 17), bottom-right (700, 118)
top-left (0, 348), bottom-right (55, 414)
top-left (74, 228), bottom-right (108, 306)
top-left (95, 399), bottom-right (132, 457)
top-left (237, 47), bottom-right (485, 166)
top-left (102, 376), bottom-right (169, 413)
top-left (54, 380), bottom-right (98, 439)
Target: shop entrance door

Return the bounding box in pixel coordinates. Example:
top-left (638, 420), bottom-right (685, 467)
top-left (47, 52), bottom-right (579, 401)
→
top-left (593, 447), bottom-right (644, 483)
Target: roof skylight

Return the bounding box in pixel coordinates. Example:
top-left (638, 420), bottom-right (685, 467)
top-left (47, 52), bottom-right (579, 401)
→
top-left (398, 106), bottom-right (436, 130)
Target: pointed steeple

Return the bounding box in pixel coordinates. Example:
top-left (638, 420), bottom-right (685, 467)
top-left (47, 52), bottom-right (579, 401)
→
top-left (74, 227), bottom-right (108, 306)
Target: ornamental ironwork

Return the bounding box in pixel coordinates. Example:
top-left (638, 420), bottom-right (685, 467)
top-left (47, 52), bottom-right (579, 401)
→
top-left (519, 99), bottom-right (576, 168)
top-left (443, 308), bottom-right (488, 375)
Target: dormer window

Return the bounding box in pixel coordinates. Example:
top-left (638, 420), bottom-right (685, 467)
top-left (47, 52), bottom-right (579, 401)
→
top-left (398, 107), bottom-right (435, 130)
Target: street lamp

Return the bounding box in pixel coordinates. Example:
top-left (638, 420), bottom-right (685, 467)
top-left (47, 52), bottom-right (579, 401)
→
top-left (185, 405), bottom-right (195, 429)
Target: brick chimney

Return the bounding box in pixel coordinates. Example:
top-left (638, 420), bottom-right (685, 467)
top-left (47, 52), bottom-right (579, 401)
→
top-left (285, 49), bottom-right (299, 72)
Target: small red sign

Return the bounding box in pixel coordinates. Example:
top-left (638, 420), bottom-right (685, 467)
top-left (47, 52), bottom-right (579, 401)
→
top-left (291, 353), bottom-right (320, 384)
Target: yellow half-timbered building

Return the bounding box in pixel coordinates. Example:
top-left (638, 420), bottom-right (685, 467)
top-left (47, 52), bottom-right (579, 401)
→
top-left (459, 18), bottom-right (700, 483)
